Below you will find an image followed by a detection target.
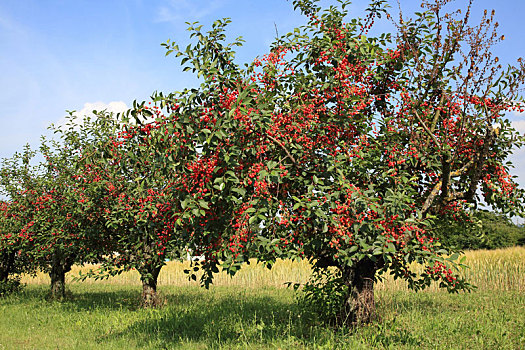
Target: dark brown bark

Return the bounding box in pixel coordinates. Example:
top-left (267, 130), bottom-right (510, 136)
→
top-left (49, 267), bottom-right (66, 299)
top-left (140, 265), bottom-right (162, 308)
top-left (339, 257), bottom-right (378, 326)
top-left (49, 253), bottom-right (73, 300)
top-left (0, 251), bottom-right (15, 282)
top-left (464, 127), bottom-right (496, 202)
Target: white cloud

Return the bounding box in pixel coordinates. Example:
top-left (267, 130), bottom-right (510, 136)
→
top-left (55, 101), bottom-right (129, 130)
top-left (513, 109), bottom-right (525, 117)
top-left (156, 0), bottom-right (228, 23)
top-left (511, 120), bottom-right (525, 135)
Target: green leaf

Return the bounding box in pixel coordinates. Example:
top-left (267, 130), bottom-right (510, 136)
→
top-left (232, 187), bottom-right (246, 196)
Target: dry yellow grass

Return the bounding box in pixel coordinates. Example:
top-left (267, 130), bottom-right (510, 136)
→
top-left (376, 246), bottom-right (525, 292)
top-left (21, 246), bottom-right (525, 292)
top-left (21, 258), bottom-right (313, 288)
top-left (457, 246), bottom-right (525, 291)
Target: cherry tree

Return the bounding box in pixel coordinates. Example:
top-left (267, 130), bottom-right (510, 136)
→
top-left (158, 0), bottom-right (524, 325)
top-left (0, 140), bottom-right (101, 299)
top-left (0, 149), bottom-right (36, 294)
top-left (60, 104), bottom-right (226, 306)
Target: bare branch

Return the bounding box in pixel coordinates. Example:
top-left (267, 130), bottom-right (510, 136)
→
top-left (414, 110), bottom-right (442, 149)
top-left (266, 134), bottom-right (298, 165)
top-left (422, 158), bottom-right (474, 214)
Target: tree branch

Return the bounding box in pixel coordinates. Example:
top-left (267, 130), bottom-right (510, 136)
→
top-left (422, 158), bottom-right (474, 214)
top-left (414, 110), bottom-right (442, 149)
top-left (440, 151), bottom-right (451, 200)
top-left (464, 127), bottom-right (496, 202)
top-left (266, 134), bottom-right (298, 165)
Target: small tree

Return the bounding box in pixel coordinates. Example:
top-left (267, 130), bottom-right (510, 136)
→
top-left (0, 139), bottom-right (102, 299)
top-left (64, 106), bottom-right (217, 306)
top-left (0, 147), bottom-right (39, 295)
top-left (0, 199), bottom-right (33, 295)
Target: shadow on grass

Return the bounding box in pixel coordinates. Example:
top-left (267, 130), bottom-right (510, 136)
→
top-left (99, 288), bottom-right (429, 348)
top-left (1, 284), bottom-right (143, 311)
top-left (63, 290), bottom-right (142, 311)
top-left (377, 290), bottom-right (465, 315)
top-left (103, 290), bottom-right (309, 347)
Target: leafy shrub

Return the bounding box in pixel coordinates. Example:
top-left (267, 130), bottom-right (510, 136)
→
top-left (296, 268), bottom-right (349, 326)
top-left (0, 276), bottom-right (22, 297)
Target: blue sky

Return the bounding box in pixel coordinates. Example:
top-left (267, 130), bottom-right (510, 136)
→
top-left (1, 0), bottom-right (524, 199)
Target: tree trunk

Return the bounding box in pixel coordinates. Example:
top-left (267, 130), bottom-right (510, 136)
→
top-left (49, 254), bottom-right (72, 300)
top-left (340, 257), bottom-right (378, 326)
top-left (140, 265), bottom-right (162, 308)
top-left (0, 251), bottom-right (15, 283)
top-left (49, 264), bottom-right (66, 300)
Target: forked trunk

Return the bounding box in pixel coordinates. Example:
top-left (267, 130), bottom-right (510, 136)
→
top-left (340, 257), bottom-right (378, 326)
top-left (140, 265), bottom-right (162, 308)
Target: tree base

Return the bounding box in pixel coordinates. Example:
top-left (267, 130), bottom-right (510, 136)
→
top-left (338, 258), bottom-right (379, 326)
top-left (141, 284), bottom-right (164, 308)
top-left (49, 271), bottom-right (67, 300)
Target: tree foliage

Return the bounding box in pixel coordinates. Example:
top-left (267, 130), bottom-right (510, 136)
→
top-left (0, 138), bottom-right (104, 299)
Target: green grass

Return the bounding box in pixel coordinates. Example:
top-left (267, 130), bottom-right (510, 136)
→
top-left (1, 284), bottom-right (524, 349)
top-left (2, 247), bottom-right (525, 349)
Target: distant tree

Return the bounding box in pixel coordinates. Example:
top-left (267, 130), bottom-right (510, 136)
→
top-left (438, 210), bottom-right (525, 250)
top-left (60, 107), bottom-right (219, 307)
top-left (0, 147), bottom-right (39, 295)
top-left (0, 200), bottom-right (33, 295)
top-left (0, 139), bottom-right (103, 299)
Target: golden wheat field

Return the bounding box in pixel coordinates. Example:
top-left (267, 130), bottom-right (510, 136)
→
top-left (20, 246), bottom-right (525, 292)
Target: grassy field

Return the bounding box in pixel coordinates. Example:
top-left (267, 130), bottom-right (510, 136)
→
top-left (1, 247), bottom-right (524, 349)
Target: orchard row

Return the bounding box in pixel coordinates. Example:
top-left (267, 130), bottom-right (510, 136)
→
top-left (1, 0), bottom-right (524, 326)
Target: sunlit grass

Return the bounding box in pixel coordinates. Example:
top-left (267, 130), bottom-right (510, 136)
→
top-left (377, 246), bottom-right (525, 292)
top-left (1, 284), bottom-right (524, 349)
top-left (4, 247), bottom-right (525, 349)
top-left (21, 246), bottom-right (525, 292)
